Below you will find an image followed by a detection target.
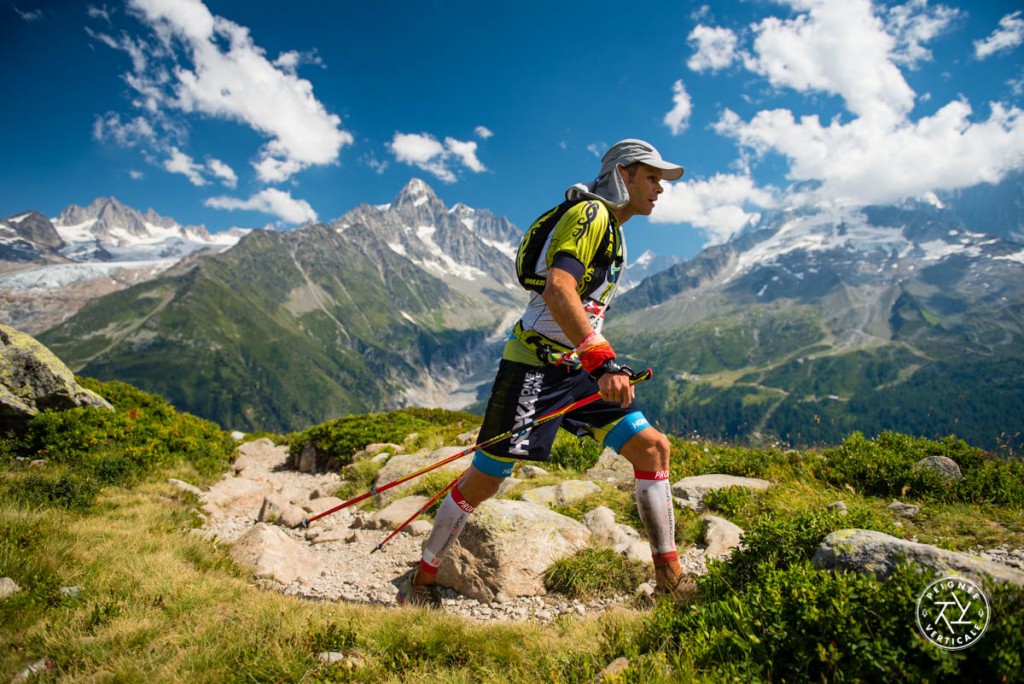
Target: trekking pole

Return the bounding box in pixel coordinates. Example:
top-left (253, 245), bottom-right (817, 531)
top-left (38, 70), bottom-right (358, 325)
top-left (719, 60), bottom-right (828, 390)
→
top-left (369, 470), bottom-right (464, 554)
top-left (296, 366), bottom-right (652, 528)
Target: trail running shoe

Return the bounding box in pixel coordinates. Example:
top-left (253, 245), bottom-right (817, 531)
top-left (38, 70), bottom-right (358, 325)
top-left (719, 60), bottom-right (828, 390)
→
top-left (655, 571), bottom-right (701, 605)
top-left (396, 572), bottom-right (442, 609)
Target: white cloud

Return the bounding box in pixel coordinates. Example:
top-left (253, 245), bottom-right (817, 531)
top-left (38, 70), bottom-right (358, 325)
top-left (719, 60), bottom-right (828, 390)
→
top-left (207, 158), bottom-right (237, 188)
top-left (884, 0), bottom-right (959, 67)
top-left (96, 0), bottom-right (352, 185)
top-left (87, 5), bottom-right (111, 23)
top-left (652, 173), bottom-right (777, 244)
top-left (743, 0), bottom-right (915, 121)
top-left (204, 188), bottom-right (317, 224)
top-left (389, 132), bottom-right (487, 183)
top-left (445, 137), bottom-right (486, 172)
top-left (129, 169), bottom-right (145, 180)
top-left (13, 5), bottom-right (43, 21)
top-left (475, 125), bottom-right (494, 139)
top-left (164, 146), bottom-right (207, 186)
top-left (664, 79), bottom-right (693, 136)
top-left (687, 25), bottom-right (738, 72)
top-left (687, 0), bottom-right (1024, 218)
top-left (92, 112), bottom-right (156, 146)
top-left (974, 11), bottom-right (1024, 61)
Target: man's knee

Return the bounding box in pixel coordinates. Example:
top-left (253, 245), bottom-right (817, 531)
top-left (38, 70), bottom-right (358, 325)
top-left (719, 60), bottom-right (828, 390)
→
top-left (457, 466), bottom-right (504, 508)
top-left (622, 427), bottom-right (671, 470)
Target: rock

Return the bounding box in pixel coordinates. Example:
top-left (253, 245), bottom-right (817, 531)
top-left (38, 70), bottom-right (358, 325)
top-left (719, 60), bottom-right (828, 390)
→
top-left (168, 478), bottom-right (203, 496)
top-left (0, 323), bottom-right (113, 432)
top-left (0, 576), bottom-right (21, 598)
top-left (372, 447), bottom-right (473, 505)
top-left (583, 506), bottom-right (642, 548)
top-left (405, 520), bottom-right (434, 536)
top-left (59, 585), bottom-right (84, 598)
top-left (12, 658), bottom-right (51, 683)
top-left (887, 501), bottom-right (920, 518)
top-left (367, 496), bottom-right (431, 530)
top-left (257, 493), bottom-right (307, 528)
top-left (521, 480), bottom-right (601, 507)
top-left (827, 501), bottom-right (849, 515)
top-left (202, 476), bottom-right (274, 519)
top-left (596, 657), bottom-right (630, 682)
top-left (702, 514), bottom-right (743, 557)
top-left (518, 465), bottom-right (549, 479)
top-left (302, 496), bottom-right (349, 522)
top-left (584, 448), bottom-right (634, 487)
top-left (297, 442), bottom-right (318, 473)
top-left (813, 529), bottom-right (1024, 587)
top-left (232, 438), bottom-right (282, 476)
top-left (438, 499), bottom-right (592, 603)
top-left (230, 523), bottom-right (318, 585)
top-left (913, 455), bottom-right (963, 483)
top-left (671, 474), bottom-right (773, 510)
top-left (230, 430), bottom-right (246, 441)
top-left (353, 443), bottom-right (403, 461)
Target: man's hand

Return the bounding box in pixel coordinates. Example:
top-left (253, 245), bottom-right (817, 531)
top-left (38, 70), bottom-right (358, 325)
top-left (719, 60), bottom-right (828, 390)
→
top-left (598, 371), bottom-right (634, 407)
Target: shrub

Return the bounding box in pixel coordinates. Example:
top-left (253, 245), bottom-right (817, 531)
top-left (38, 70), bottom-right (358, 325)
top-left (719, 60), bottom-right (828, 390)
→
top-left (544, 547), bottom-right (650, 598)
top-left (547, 432), bottom-right (606, 472)
top-left (288, 408), bottom-right (480, 469)
top-left (1, 379), bottom-right (234, 508)
top-left (818, 432), bottom-right (1024, 506)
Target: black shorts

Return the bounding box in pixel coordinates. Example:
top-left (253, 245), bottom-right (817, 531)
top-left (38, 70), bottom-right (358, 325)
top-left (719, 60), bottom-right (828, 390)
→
top-left (472, 359), bottom-right (650, 477)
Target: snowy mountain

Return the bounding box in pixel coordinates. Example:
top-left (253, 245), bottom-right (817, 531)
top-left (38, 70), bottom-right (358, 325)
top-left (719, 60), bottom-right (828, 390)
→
top-left (0, 198), bottom-right (245, 333)
top-left (36, 180), bottom-right (529, 432)
top-left (612, 189), bottom-right (1024, 451)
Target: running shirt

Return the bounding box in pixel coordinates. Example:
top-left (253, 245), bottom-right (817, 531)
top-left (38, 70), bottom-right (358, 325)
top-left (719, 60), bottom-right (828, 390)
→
top-left (506, 199), bottom-right (625, 366)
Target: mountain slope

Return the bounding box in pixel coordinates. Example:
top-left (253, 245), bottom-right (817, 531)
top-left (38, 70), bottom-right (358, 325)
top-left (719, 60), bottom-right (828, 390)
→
top-left (611, 198), bottom-right (1024, 451)
top-left (38, 184), bottom-right (524, 432)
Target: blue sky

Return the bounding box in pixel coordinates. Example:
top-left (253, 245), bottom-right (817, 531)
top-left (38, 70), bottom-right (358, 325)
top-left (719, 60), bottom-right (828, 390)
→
top-left (2, 1), bottom-right (1023, 260)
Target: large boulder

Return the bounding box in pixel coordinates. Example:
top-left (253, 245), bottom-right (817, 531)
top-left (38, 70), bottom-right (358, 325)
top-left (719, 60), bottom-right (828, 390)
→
top-left (0, 324), bottom-right (112, 431)
top-left (584, 448), bottom-right (634, 487)
top-left (520, 480), bottom-right (601, 507)
top-left (438, 499), bottom-right (591, 603)
top-left (813, 529), bottom-right (1024, 587)
top-left (671, 474), bottom-right (773, 510)
top-left (230, 523), bottom-right (318, 585)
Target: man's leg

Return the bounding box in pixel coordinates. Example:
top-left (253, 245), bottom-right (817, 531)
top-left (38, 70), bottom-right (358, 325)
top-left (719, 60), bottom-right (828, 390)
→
top-left (617, 426), bottom-right (691, 597)
top-left (411, 465), bottom-right (505, 587)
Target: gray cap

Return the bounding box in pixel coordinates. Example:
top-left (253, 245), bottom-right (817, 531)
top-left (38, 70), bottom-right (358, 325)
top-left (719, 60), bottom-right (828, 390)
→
top-left (566, 138), bottom-right (684, 208)
top-left (599, 139), bottom-right (684, 181)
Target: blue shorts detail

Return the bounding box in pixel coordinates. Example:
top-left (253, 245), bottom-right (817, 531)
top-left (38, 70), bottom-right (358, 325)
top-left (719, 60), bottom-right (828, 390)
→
top-left (604, 411), bottom-right (650, 453)
top-left (472, 450), bottom-right (517, 478)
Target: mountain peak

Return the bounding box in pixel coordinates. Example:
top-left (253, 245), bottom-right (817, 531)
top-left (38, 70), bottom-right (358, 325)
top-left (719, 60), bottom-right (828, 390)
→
top-left (394, 178), bottom-right (440, 208)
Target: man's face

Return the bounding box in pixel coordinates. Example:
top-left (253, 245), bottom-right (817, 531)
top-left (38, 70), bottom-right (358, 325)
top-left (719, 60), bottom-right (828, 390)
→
top-left (620, 163), bottom-right (665, 217)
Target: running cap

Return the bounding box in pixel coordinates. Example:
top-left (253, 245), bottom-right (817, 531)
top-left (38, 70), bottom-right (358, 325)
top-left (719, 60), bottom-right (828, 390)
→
top-left (599, 139), bottom-right (684, 181)
top-left (566, 138), bottom-right (684, 208)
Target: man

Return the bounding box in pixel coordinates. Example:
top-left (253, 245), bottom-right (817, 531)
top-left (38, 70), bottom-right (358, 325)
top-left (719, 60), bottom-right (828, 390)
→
top-left (398, 139), bottom-right (694, 607)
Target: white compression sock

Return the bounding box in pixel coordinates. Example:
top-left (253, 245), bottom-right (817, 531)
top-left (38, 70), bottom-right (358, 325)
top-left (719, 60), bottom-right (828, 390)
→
top-left (418, 483), bottom-right (475, 578)
top-left (634, 469), bottom-right (679, 566)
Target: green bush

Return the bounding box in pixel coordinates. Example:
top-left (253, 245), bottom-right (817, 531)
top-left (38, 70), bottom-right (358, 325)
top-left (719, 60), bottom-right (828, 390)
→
top-left (4, 471), bottom-right (100, 511)
top-left (288, 408), bottom-right (480, 469)
top-left (547, 431), bottom-right (606, 472)
top-left (544, 547), bottom-right (650, 599)
top-left (1, 379), bottom-right (233, 506)
top-left (818, 432), bottom-right (1024, 506)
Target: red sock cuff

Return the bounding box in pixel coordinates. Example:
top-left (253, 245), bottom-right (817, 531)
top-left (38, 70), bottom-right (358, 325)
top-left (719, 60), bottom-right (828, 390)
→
top-left (653, 551), bottom-right (679, 566)
top-left (451, 484), bottom-right (476, 513)
top-left (418, 560), bottom-right (439, 576)
top-left (634, 469), bottom-right (670, 481)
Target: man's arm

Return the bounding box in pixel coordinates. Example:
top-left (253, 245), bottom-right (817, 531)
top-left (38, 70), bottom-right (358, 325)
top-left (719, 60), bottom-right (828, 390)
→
top-left (542, 267), bottom-right (634, 407)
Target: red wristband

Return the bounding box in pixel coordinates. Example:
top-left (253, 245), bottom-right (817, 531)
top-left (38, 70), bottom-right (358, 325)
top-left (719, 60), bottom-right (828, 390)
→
top-left (579, 341), bottom-right (616, 374)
